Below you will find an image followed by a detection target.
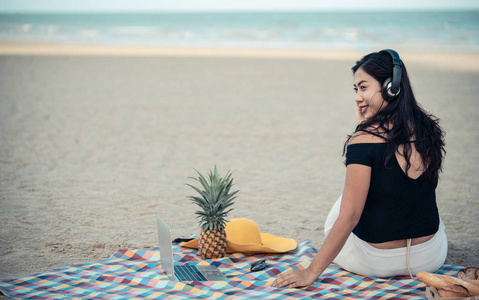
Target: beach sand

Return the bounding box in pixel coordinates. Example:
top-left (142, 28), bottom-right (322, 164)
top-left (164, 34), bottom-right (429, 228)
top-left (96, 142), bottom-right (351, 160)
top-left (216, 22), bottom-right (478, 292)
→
top-left (0, 44), bottom-right (478, 283)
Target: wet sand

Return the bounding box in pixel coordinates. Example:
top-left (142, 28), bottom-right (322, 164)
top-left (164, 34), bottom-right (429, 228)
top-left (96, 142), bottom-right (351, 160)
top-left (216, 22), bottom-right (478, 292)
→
top-left (0, 45), bottom-right (478, 282)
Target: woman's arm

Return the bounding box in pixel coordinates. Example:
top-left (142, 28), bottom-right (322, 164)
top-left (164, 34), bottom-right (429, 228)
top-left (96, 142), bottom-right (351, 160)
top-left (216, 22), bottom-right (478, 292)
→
top-left (271, 163), bottom-right (371, 288)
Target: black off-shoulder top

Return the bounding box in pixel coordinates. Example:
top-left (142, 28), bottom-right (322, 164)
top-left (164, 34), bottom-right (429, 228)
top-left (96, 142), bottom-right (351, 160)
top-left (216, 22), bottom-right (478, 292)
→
top-left (346, 143), bottom-right (440, 243)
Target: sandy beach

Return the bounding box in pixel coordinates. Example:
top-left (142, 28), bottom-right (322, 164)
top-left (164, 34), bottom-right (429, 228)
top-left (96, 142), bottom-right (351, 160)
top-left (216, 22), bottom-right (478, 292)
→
top-left (0, 44), bottom-right (478, 283)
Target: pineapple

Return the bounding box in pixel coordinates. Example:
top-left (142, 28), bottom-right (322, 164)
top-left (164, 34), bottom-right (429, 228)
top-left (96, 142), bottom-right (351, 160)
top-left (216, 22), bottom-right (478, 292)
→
top-left (187, 166), bottom-right (238, 259)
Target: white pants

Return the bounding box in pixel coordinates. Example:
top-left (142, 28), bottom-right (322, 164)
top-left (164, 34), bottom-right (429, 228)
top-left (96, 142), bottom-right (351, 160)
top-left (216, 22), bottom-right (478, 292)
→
top-left (324, 195), bottom-right (448, 277)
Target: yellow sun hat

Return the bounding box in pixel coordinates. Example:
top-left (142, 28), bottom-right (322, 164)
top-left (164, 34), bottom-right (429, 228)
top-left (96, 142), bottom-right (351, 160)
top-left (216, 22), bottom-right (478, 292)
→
top-left (181, 218), bottom-right (297, 254)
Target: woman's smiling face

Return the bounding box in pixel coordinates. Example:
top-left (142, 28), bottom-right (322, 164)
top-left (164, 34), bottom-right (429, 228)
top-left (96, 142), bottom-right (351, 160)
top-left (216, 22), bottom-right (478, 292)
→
top-left (353, 67), bottom-right (388, 123)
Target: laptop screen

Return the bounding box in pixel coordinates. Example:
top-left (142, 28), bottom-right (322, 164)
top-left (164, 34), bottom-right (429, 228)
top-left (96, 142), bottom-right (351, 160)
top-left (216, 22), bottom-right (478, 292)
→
top-left (156, 216), bottom-right (175, 280)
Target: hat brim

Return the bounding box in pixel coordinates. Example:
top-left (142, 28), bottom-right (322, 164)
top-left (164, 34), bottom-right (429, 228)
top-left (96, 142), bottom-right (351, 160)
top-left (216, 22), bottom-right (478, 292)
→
top-left (180, 233), bottom-right (297, 254)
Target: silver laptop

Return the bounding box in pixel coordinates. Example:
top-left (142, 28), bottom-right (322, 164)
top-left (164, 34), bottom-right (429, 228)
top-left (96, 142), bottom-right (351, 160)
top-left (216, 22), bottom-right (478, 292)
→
top-left (156, 215), bottom-right (227, 281)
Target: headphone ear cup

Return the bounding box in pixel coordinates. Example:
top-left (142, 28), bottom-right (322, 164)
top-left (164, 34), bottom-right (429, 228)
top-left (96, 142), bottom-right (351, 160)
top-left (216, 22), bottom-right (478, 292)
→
top-left (382, 77), bottom-right (399, 102)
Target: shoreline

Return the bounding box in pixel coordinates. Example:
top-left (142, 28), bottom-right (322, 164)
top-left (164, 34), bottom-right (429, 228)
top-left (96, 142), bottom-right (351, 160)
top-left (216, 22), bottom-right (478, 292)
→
top-left (0, 41), bottom-right (368, 59)
top-left (1, 41), bottom-right (479, 71)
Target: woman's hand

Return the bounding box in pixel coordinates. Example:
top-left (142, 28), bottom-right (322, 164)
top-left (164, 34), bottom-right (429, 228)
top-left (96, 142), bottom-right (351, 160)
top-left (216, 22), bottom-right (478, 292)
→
top-left (271, 268), bottom-right (318, 288)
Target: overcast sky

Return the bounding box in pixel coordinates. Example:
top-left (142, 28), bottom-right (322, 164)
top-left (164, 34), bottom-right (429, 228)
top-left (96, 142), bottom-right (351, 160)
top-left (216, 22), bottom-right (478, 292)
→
top-left (1, 0), bottom-right (479, 12)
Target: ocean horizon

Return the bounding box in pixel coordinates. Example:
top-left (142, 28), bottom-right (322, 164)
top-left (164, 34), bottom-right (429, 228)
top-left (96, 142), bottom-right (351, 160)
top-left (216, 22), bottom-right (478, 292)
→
top-left (1, 10), bottom-right (478, 52)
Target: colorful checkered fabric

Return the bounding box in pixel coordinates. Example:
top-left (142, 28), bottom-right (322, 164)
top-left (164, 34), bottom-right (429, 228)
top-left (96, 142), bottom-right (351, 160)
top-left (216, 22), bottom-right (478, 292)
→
top-left (0, 241), bottom-right (462, 299)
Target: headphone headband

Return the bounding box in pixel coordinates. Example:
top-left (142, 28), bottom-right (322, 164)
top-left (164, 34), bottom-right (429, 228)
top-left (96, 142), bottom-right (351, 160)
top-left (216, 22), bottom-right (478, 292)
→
top-left (379, 49), bottom-right (402, 101)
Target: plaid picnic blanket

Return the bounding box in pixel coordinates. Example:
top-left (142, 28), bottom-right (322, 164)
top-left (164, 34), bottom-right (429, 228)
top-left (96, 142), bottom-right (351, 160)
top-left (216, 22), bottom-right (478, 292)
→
top-left (0, 240), bottom-right (462, 299)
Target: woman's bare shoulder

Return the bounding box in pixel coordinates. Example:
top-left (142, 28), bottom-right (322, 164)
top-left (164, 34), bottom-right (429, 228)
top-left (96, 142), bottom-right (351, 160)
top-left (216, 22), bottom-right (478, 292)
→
top-left (349, 129), bottom-right (387, 145)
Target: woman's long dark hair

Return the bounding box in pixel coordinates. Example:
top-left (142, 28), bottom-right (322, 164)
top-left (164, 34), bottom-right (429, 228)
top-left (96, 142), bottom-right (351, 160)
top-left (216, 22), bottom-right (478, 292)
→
top-left (344, 51), bottom-right (446, 182)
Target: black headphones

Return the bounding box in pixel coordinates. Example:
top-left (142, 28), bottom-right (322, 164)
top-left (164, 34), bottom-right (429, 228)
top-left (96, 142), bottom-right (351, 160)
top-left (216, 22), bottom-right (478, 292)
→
top-left (379, 49), bottom-right (402, 102)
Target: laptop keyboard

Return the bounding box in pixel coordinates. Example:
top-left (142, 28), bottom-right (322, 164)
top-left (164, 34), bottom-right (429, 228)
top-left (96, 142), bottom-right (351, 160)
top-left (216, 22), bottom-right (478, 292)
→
top-left (174, 265), bottom-right (208, 281)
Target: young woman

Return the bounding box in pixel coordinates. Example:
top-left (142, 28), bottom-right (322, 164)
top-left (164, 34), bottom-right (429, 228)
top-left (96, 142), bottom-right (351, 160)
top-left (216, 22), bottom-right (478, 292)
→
top-left (272, 49), bottom-right (447, 288)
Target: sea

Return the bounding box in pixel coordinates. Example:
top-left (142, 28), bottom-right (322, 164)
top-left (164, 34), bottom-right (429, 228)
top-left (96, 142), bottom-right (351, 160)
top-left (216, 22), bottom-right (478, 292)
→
top-left (0, 10), bottom-right (478, 52)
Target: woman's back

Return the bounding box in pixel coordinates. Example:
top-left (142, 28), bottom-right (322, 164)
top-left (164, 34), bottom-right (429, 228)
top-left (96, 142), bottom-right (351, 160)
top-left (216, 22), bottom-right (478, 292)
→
top-left (347, 132), bottom-right (439, 247)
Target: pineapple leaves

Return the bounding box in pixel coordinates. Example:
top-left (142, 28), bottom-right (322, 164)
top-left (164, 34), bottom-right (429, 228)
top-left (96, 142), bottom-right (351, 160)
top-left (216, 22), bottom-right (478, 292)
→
top-left (186, 166), bottom-right (238, 231)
